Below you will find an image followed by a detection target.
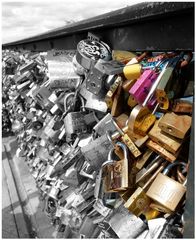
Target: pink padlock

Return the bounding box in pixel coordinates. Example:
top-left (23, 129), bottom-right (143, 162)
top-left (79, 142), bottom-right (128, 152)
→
top-left (129, 69), bottom-right (158, 105)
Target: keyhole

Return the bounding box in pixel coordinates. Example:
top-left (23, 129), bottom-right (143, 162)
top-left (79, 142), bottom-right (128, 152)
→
top-left (167, 127), bottom-right (173, 132)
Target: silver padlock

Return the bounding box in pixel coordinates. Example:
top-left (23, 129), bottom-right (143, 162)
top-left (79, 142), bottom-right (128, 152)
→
top-left (64, 112), bottom-right (87, 135)
top-left (79, 161), bottom-right (97, 180)
top-left (93, 113), bottom-right (117, 136)
top-left (108, 204), bottom-right (147, 239)
top-left (60, 159), bottom-right (85, 187)
top-left (85, 60), bottom-right (107, 95)
top-left (48, 179), bottom-right (63, 200)
top-left (75, 38), bottom-right (112, 70)
top-left (47, 49), bottom-right (82, 90)
top-left (81, 133), bottom-right (114, 169)
top-left (79, 79), bottom-right (108, 113)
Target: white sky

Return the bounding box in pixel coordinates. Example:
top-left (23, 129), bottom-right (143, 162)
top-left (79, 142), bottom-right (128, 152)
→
top-left (2, 0), bottom-right (143, 44)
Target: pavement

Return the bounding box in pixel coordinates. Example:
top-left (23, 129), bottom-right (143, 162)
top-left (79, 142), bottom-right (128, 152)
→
top-left (2, 135), bottom-right (56, 238)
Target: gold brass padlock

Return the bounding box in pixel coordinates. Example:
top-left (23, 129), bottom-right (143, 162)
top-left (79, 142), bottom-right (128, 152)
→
top-left (105, 76), bottom-right (122, 109)
top-left (146, 139), bottom-right (179, 163)
top-left (103, 142), bottom-right (130, 192)
top-left (124, 162), bottom-right (167, 217)
top-left (111, 81), bottom-right (124, 117)
top-left (158, 112), bottom-right (192, 139)
top-left (128, 104), bottom-right (157, 136)
top-left (146, 162), bottom-right (187, 213)
top-left (111, 119), bottom-right (141, 158)
top-left (148, 119), bottom-right (183, 154)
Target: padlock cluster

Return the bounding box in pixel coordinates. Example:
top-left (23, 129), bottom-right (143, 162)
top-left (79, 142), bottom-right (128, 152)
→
top-left (2, 36), bottom-right (193, 238)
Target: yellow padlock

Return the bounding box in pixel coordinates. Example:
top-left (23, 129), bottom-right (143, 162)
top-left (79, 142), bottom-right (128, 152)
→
top-left (123, 64), bottom-right (142, 80)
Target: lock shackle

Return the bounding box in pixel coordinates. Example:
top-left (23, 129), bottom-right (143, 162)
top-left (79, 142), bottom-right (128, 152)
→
top-left (63, 92), bottom-right (75, 112)
top-left (79, 95), bottom-right (86, 112)
top-left (163, 162), bottom-right (187, 175)
top-left (111, 118), bottom-right (124, 136)
top-left (146, 155), bottom-right (163, 169)
top-left (115, 141), bottom-right (129, 161)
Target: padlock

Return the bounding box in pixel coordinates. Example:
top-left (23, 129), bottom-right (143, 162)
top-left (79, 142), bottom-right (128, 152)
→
top-left (111, 80), bottom-right (124, 117)
top-left (102, 142), bottom-right (130, 192)
top-left (75, 39), bottom-right (112, 70)
top-left (83, 111), bottom-right (99, 127)
top-left (129, 68), bottom-right (159, 105)
top-left (92, 113), bottom-right (117, 137)
top-left (14, 70), bottom-right (33, 84)
top-left (124, 161), bottom-right (167, 217)
top-left (85, 60), bottom-right (107, 95)
top-left (158, 112), bottom-right (192, 139)
top-left (81, 133), bottom-right (113, 169)
top-left (32, 85), bottom-right (53, 109)
top-left (62, 92), bottom-right (76, 114)
top-left (135, 155), bottom-right (163, 184)
top-left (127, 63), bottom-right (170, 136)
top-left (64, 112), bottom-right (87, 135)
top-left (171, 97), bottom-right (193, 114)
top-left (123, 63), bottom-right (142, 80)
top-left (105, 76), bottom-right (122, 109)
top-left (79, 80), bottom-right (108, 113)
top-left (47, 49), bottom-right (82, 90)
top-left (95, 161), bottom-right (120, 209)
top-left (108, 204), bottom-right (148, 239)
top-left (111, 119), bottom-right (141, 158)
top-left (146, 139), bottom-right (179, 162)
top-left (148, 119), bottom-right (183, 154)
top-left (146, 161), bottom-right (187, 213)
top-left (19, 60), bottom-right (36, 74)
top-left (60, 163), bottom-right (84, 187)
top-left (72, 54), bottom-right (86, 76)
top-left (128, 103), bottom-right (158, 136)
top-left (55, 146), bottom-right (84, 176)
top-left (79, 161), bottom-right (97, 180)
top-left (48, 179), bottom-right (63, 200)
top-left (78, 216), bottom-right (97, 238)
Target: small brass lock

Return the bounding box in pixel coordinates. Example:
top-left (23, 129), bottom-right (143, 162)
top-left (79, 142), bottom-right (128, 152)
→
top-left (124, 161), bottom-right (167, 217)
top-left (158, 112), bottom-right (192, 139)
top-left (146, 162), bottom-right (187, 213)
top-left (103, 142), bottom-right (130, 192)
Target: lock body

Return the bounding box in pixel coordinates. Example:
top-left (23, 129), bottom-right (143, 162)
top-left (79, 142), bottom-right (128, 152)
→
top-left (129, 69), bottom-right (158, 104)
top-left (64, 112), bottom-right (87, 135)
top-left (158, 112), bottom-right (192, 139)
top-left (146, 173), bottom-right (186, 212)
top-left (146, 140), bottom-right (178, 162)
top-left (149, 120), bottom-right (182, 154)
